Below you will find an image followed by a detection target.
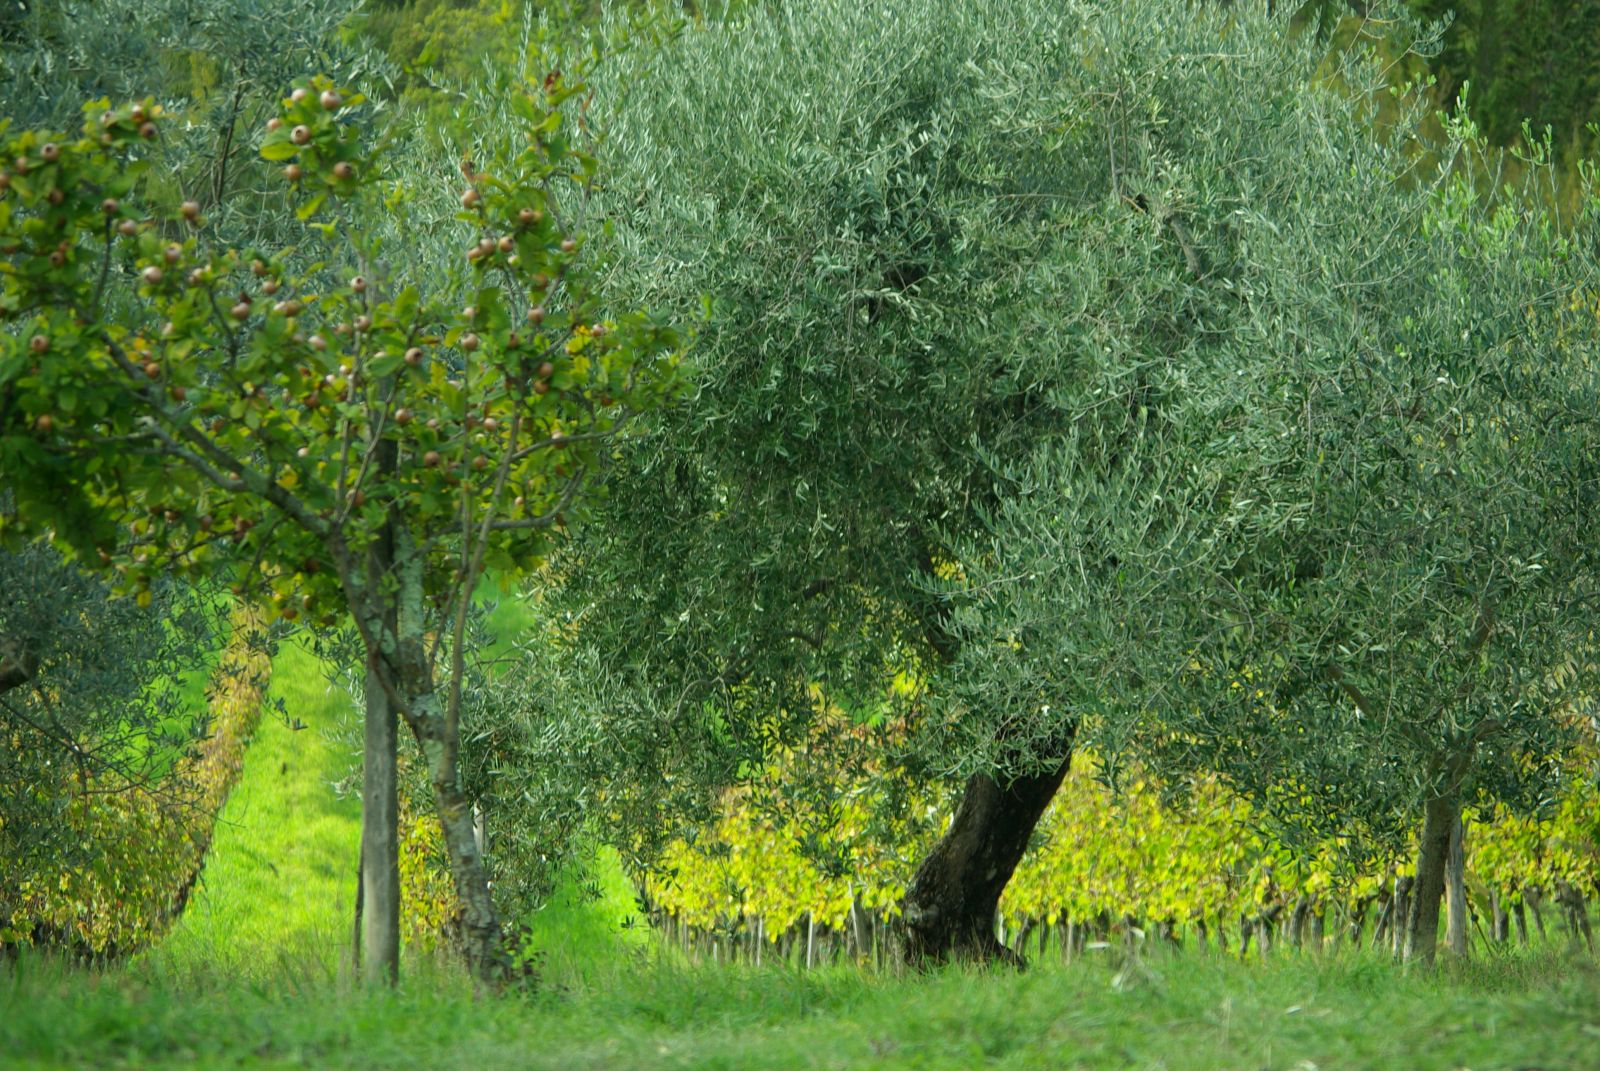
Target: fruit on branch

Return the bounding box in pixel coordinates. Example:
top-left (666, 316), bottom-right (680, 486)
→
top-left (320, 90), bottom-right (342, 112)
top-left (28, 335), bottom-right (49, 354)
top-left (290, 126), bottom-right (311, 146)
top-left (283, 164), bottom-right (302, 182)
top-left (332, 162), bottom-right (353, 181)
top-left (180, 201), bottom-right (200, 222)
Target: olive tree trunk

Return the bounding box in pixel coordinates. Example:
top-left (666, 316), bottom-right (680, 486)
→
top-left (1404, 792), bottom-right (1461, 965)
top-left (900, 748), bottom-right (1072, 965)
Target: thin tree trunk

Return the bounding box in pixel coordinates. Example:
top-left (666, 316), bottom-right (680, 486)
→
top-left (1404, 793), bottom-right (1460, 965)
top-left (360, 527), bottom-right (400, 987)
top-left (1490, 891), bottom-right (1508, 943)
top-left (1445, 811), bottom-right (1468, 957)
top-left (899, 747), bottom-right (1072, 966)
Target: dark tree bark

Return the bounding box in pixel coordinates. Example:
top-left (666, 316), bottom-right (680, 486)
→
top-left (899, 747), bottom-right (1072, 966)
top-left (1405, 792), bottom-right (1461, 965)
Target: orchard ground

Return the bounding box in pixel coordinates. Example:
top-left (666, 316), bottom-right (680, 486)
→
top-left (4, 632), bottom-right (1598, 1070)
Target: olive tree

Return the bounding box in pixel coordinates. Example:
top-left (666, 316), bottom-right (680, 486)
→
top-left (0, 71), bottom-right (679, 982)
top-left (0, 543), bottom-right (219, 877)
top-left (528, 0), bottom-right (1455, 962)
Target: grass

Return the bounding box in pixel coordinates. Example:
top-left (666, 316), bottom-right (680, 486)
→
top-left (150, 635), bottom-right (360, 980)
top-left (5, 943), bottom-right (1597, 1070)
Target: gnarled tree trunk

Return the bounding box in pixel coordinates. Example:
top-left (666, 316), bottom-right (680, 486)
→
top-left (1404, 792), bottom-right (1461, 965)
top-left (899, 747), bottom-right (1072, 965)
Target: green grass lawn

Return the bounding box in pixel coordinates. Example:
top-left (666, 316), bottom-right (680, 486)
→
top-left (149, 635), bottom-right (361, 983)
top-left (5, 942), bottom-right (1597, 1070)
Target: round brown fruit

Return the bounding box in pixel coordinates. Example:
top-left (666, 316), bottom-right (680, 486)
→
top-left (262, 279), bottom-right (280, 296)
top-left (141, 266), bottom-right (163, 285)
top-left (139, 122), bottom-right (157, 139)
top-left (320, 89), bottom-right (342, 111)
top-left (537, 361), bottom-right (555, 379)
top-left (180, 200), bottom-right (200, 221)
top-left (267, 117), bottom-right (282, 132)
top-left (143, 361), bottom-right (161, 379)
top-left (231, 302), bottom-right (251, 321)
top-left (40, 143), bottom-right (59, 163)
top-left (290, 125), bottom-right (311, 145)
top-left (394, 408), bottom-right (412, 425)
top-left (423, 451), bottom-right (441, 467)
top-left (28, 335), bottom-right (49, 355)
top-left (46, 188), bottom-right (64, 206)
top-left (461, 188), bottom-right (481, 208)
top-left (35, 413), bottom-right (53, 433)
top-left (527, 306), bottom-right (546, 325)
top-left (171, 385), bottom-right (187, 402)
top-left (350, 275), bottom-right (367, 292)
top-left (518, 207), bottom-right (541, 225)
top-left (497, 235), bottom-right (515, 253)
top-left (101, 198), bottom-right (119, 215)
top-left (283, 163), bottom-right (303, 182)
top-left (404, 347), bottom-right (424, 367)
top-left (473, 456), bottom-right (488, 471)
top-left (118, 219), bottom-right (138, 237)
top-left (163, 244), bottom-right (182, 264)
top-left (290, 88), bottom-right (309, 104)
top-left (354, 314), bottom-right (372, 332)
top-left (460, 332), bottom-right (480, 352)
top-left (532, 380), bottom-right (549, 396)
top-left (560, 238), bottom-right (577, 253)
top-left (332, 161), bottom-right (353, 181)
top-left (48, 250), bottom-right (65, 267)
